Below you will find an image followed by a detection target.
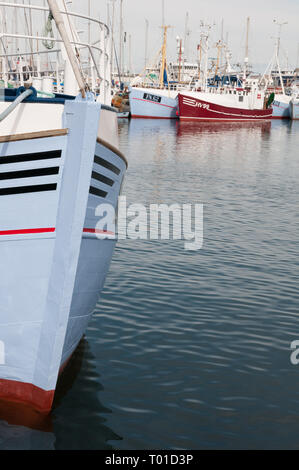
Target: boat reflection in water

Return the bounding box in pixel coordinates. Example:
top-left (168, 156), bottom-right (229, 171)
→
top-left (0, 338), bottom-right (122, 450)
top-left (123, 118), bottom-right (178, 166)
top-left (174, 120), bottom-right (273, 163)
top-left (176, 119), bottom-right (272, 138)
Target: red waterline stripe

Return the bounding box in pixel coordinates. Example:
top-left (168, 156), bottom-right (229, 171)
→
top-left (131, 115), bottom-right (177, 119)
top-left (83, 228), bottom-right (115, 236)
top-left (0, 227), bottom-right (56, 236)
top-left (132, 97), bottom-right (176, 109)
top-left (0, 228), bottom-right (115, 236)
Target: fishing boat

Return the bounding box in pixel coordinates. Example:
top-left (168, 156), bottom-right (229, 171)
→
top-left (129, 85), bottom-right (178, 119)
top-left (129, 26), bottom-right (179, 119)
top-left (258, 23), bottom-right (296, 120)
top-left (288, 78), bottom-right (299, 120)
top-left (271, 94), bottom-right (292, 119)
top-left (0, 0), bottom-right (127, 413)
top-left (178, 25), bottom-right (273, 122)
top-left (178, 88), bottom-right (273, 121)
top-left (290, 98), bottom-right (299, 120)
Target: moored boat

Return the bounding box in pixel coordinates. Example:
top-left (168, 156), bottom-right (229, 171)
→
top-left (129, 86), bottom-right (178, 119)
top-left (0, 0), bottom-right (127, 412)
top-left (178, 88), bottom-right (273, 121)
top-left (129, 25), bottom-right (180, 119)
top-left (272, 94), bottom-right (292, 119)
top-left (290, 99), bottom-right (299, 120)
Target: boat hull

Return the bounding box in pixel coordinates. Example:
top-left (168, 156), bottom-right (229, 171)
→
top-left (129, 87), bottom-right (178, 119)
top-left (178, 93), bottom-right (273, 121)
top-left (0, 99), bottom-right (126, 412)
top-left (272, 98), bottom-right (291, 119)
top-left (290, 100), bottom-right (299, 120)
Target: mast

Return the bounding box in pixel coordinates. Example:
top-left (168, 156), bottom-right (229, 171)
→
top-left (144, 18), bottom-right (149, 71)
top-left (243, 16), bottom-right (250, 79)
top-left (274, 19), bottom-right (288, 58)
top-left (273, 19), bottom-right (288, 94)
top-left (0, 6), bottom-right (8, 86)
top-left (177, 37), bottom-right (183, 82)
top-left (14, 1), bottom-right (19, 56)
top-left (200, 23), bottom-right (211, 92)
top-left (203, 33), bottom-right (208, 92)
top-left (110, 0), bottom-right (116, 77)
top-left (119, 0), bottom-right (123, 83)
top-left (220, 18), bottom-right (224, 69)
top-left (214, 40), bottom-right (223, 80)
top-left (159, 25), bottom-right (170, 87)
top-left (197, 40), bottom-right (202, 81)
top-left (47, 0), bottom-right (86, 97)
top-left (88, 0), bottom-right (92, 85)
top-left (129, 33), bottom-right (132, 75)
top-left (184, 12), bottom-right (190, 62)
top-left (275, 41), bottom-right (285, 95)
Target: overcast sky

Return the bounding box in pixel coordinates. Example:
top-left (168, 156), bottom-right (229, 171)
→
top-left (78, 0), bottom-right (299, 73)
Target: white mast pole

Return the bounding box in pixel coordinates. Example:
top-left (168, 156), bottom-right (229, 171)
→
top-left (244, 16), bottom-right (250, 79)
top-left (47, 0), bottom-right (86, 98)
top-left (0, 6), bottom-right (8, 86)
top-left (110, 0), bottom-right (116, 77)
top-left (144, 18), bottom-right (149, 72)
top-left (119, 0), bottom-right (123, 83)
top-left (184, 12), bottom-right (190, 62)
top-left (273, 19), bottom-right (288, 95)
top-left (129, 33), bottom-right (132, 75)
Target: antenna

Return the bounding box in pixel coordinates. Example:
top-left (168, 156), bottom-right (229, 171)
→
top-left (184, 12), bottom-right (191, 61)
top-left (273, 19), bottom-right (288, 58)
top-left (144, 18), bottom-right (149, 70)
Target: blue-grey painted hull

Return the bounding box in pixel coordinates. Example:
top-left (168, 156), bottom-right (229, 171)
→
top-left (129, 87), bottom-right (178, 119)
top-left (0, 99), bottom-right (126, 411)
top-left (272, 99), bottom-right (291, 119)
top-left (290, 101), bottom-right (299, 120)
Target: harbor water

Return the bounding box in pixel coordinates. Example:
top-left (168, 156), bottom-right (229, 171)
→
top-left (0, 119), bottom-right (299, 450)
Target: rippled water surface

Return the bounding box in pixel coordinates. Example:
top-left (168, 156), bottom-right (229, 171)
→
top-left (1, 119), bottom-right (299, 450)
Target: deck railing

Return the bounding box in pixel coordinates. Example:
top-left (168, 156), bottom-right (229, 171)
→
top-left (0, 1), bottom-right (112, 104)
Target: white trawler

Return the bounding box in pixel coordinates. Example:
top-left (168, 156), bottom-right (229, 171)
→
top-left (0, 0), bottom-right (127, 412)
top-left (129, 25), bottom-right (180, 119)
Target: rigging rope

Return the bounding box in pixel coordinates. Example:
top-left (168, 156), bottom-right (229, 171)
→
top-left (42, 12), bottom-right (56, 50)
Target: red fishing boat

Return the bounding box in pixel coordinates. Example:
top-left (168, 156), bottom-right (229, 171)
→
top-left (178, 89), bottom-right (273, 122)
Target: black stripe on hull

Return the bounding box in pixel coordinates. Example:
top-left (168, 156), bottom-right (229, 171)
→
top-left (0, 167), bottom-right (59, 180)
top-left (89, 186), bottom-right (108, 198)
top-left (91, 170), bottom-right (114, 187)
top-left (0, 150), bottom-right (62, 165)
top-left (94, 155), bottom-right (120, 175)
top-left (0, 183), bottom-right (57, 196)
